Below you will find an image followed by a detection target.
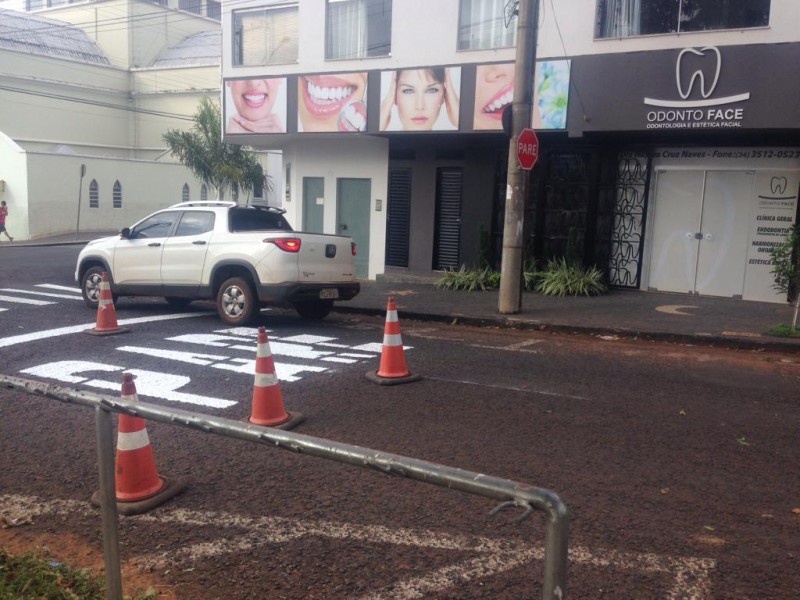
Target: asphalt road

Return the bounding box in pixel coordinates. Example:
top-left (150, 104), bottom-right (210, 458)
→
top-left (1, 246), bottom-right (798, 599)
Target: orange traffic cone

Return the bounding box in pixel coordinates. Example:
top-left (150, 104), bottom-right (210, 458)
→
top-left (84, 272), bottom-right (129, 336)
top-left (248, 326), bottom-right (304, 430)
top-left (366, 297), bottom-right (422, 385)
top-left (91, 373), bottom-right (184, 515)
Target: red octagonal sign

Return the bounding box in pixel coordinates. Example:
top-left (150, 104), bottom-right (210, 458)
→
top-left (516, 128), bottom-right (539, 170)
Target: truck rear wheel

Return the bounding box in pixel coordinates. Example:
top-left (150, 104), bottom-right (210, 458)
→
top-left (217, 277), bottom-right (257, 325)
top-left (294, 299), bottom-right (333, 320)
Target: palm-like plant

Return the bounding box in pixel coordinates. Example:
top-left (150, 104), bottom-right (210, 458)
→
top-left (769, 223), bottom-right (800, 331)
top-left (163, 96), bottom-right (266, 201)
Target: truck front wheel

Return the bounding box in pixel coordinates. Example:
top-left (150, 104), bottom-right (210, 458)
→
top-left (217, 277), bottom-right (257, 325)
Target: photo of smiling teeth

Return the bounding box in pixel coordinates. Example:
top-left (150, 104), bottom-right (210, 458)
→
top-left (483, 90), bottom-right (513, 114)
top-left (243, 93), bottom-right (266, 105)
top-left (338, 102), bottom-right (367, 131)
top-left (307, 81), bottom-right (355, 103)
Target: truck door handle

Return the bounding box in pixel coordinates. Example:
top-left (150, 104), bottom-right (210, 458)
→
top-left (148, 242), bottom-right (161, 247)
top-left (192, 240), bottom-right (207, 245)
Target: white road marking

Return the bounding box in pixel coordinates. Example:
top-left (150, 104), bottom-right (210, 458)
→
top-left (118, 346), bottom-right (228, 366)
top-left (425, 375), bottom-right (589, 400)
top-left (279, 334), bottom-right (337, 344)
top-left (19, 360), bottom-right (236, 408)
top-left (0, 312), bottom-right (212, 349)
top-left (35, 284), bottom-right (81, 293)
top-left (0, 294), bottom-right (54, 305)
top-left (0, 494), bottom-right (716, 600)
top-left (236, 340), bottom-right (334, 360)
top-left (118, 345), bottom-right (327, 383)
top-left (166, 333), bottom-right (252, 347)
top-left (0, 288), bottom-right (83, 300)
top-left (351, 342), bottom-right (414, 352)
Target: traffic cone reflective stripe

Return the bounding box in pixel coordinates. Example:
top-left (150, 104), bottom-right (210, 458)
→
top-left (114, 374), bottom-right (164, 500)
top-left (91, 373), bottom-right (185, 515)
top-left (249, 327), bottom-right (304, 429)
top-left (84, 272), bottom-right (129, 336)
top-left (367, 297), bottom-right (421, 385)
top-left (377, 298), bottom-right (411, 378)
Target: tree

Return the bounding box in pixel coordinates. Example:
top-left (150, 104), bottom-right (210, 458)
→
top-left (769, 223), bottom-right (800, 331)
top-left (163, 96), bottom-right (267, 202)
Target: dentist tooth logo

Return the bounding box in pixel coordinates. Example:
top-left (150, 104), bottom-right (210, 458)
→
top-left (758, 176), bottom-right (796, 201)
top-left (645, 46), bottom-right (750, 108)
top-left (676, 47), bottom-right (720, 100)
top-left (770, 177), bottom-right (788, 195)
top-left (644, 46), bottom-right (751, 130)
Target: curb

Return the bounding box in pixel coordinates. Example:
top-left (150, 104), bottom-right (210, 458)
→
top-left (332, 305), bottom-right (800, 354)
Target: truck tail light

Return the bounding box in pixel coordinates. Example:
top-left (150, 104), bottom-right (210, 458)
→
top-left (351, 242), bottom-right (357, 256)
top-left (265, 237), bottom-right (301, 253)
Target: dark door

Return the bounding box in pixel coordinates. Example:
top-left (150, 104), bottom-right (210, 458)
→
top-left (433, 167), bottom-right (463, 270)
top-left (386, 168), bottom-right (411, 267)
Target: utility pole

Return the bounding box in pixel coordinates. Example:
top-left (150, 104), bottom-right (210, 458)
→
top-left (498, 0), bottom-right (539, 314)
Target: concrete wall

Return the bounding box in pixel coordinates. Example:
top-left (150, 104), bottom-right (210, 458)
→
top-left (0, 132), bottom-right (30, 241)
top-left (282, 136), bottom-right (389, 279)
top-left (24, 151), bottom-right (208, 238)
top-left (222, 0), bottom-right (800, 81)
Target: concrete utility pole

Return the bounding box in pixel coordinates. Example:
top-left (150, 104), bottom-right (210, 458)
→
top-left (498, 0), bottom-right (539, 314)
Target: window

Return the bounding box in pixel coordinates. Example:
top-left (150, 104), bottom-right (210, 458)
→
top-left (458, 0), bottom-right (516, 51)
top-left (130, 212), bottom-right (179, 239)
top-left (326, 0), bottom-right (392, 60)
top-left (229, 208), bottom-right (292, 232)
top-left (182, 183), bottom-right (190, 203)
top-left (175, 211), bottom-right (215, 236)
top-left (200, 184), bottom-right (208, 201)
top-left (89, 180), bottom-right (99, 208)
top-left (179, 0), bottom-right (201, 15)
top-left (207, 0), bottom-right (221, 20)
top-left (595, 0), bottom-right (770, 38)
top-left (113, 181), bottom-right (122, 208)
top-left (233, 4), bottom-right (299, 66)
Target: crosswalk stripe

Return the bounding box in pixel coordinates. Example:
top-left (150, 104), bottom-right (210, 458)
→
top-left (0, 288), bottom-right (83, 300)
top-left (35, 284), bottom-right (82, 293)
top-left (0, 294), bottom-right (54, 306)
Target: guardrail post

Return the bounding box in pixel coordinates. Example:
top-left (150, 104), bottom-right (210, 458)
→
top-left (543, 508), bottom-right (569, 599)
top-left (96, 405), bottom-right (123, 600)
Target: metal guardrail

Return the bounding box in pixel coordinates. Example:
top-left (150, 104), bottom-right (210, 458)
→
top-left (1, 373), bottom-right (569, 599)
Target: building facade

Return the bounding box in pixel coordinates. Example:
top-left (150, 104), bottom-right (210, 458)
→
top-left (219, 0), bottom-right (799, 301)
top-left (0, 0), bottom-right (278, 241)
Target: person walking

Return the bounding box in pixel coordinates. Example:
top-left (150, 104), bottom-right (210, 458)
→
top-left (0, 201), bottom-right (13, 242)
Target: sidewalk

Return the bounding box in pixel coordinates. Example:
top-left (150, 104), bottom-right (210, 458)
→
top-left (340, 281), bottom-right (800, 352)
top-left (6, 231), bottom-right (800, 352)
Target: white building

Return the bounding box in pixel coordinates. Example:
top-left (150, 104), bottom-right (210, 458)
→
top-left (0, 0), bottom-right (277, 241)
top-left (219, 0), bottom-right (800, 302)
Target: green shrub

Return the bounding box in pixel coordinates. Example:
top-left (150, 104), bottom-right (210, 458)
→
top-left (535, 257), bottom-right (607, 297)
top-left (435, 265), bottom-right (500, 291)
top-left (523, 258), bottom-right (538, 291)
top-left (0, 549), bottom-right (156, 600)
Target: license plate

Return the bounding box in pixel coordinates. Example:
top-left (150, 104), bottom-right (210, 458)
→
top-left (320, 288), bottom-right (339, 299)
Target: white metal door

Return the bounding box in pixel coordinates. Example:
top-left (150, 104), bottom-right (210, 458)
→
top-left (649, 170), bottom-right (753, 297)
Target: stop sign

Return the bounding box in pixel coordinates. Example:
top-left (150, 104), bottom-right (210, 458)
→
top-left (516, 128), bottom-right (539, 170)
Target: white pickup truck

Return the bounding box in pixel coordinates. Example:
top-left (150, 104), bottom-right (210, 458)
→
top-left (75, 201), bottom-right (360, 325)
